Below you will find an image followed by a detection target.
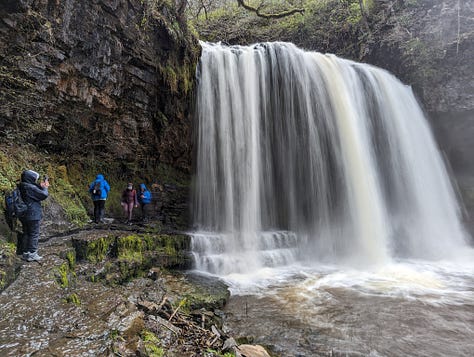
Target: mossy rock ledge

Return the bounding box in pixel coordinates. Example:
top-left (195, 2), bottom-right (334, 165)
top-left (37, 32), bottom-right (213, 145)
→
top-left (0, 241), bottom-right (18, 291)
top-left (72, 231), bottom-right (193, 284)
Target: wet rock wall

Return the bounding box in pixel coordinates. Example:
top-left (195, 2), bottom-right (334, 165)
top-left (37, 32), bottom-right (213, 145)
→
top-left (0, 0), bottom-right (199, 172)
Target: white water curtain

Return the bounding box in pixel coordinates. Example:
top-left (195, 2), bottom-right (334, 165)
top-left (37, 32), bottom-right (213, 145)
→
top-left (192, 42), bottom-right (467, 273)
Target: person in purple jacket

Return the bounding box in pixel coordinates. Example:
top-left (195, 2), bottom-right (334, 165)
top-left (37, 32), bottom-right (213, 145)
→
top-left (18, 169), bottom-right (49, 262)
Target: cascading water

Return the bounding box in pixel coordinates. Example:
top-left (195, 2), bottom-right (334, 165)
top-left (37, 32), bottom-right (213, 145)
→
top-left (191, 41), bottom-right (468, 276)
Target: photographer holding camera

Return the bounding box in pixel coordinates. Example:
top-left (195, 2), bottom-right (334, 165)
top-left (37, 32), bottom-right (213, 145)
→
top-left (18, 170), bottom-right (49, 262)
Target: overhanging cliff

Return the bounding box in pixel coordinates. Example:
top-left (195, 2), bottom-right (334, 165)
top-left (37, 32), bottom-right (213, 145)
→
top-left (0, 0), bottom-right (200, 172)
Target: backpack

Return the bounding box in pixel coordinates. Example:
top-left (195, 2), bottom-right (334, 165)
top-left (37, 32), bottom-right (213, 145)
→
top-left (92, 181), bottom-right (101, 195)
top-left (4, 187), bottom-right (28, 229)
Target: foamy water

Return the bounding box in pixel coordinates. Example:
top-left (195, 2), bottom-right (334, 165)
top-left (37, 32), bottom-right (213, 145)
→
top-left (213, 255), bottom-right (474, 356)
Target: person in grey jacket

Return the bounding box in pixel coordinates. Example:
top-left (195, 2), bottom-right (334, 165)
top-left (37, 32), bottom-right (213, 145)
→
top-left (19, 169), bottom-right (49, 262)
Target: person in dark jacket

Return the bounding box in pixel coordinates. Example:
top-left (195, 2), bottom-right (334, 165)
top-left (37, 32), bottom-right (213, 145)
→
top-left (89, 174), bottom-right (111, 223)
top-left (121, 182), bottom-right (138, 224)
top-left (138, 183), bottom-right (152, 221)
top-left (19, 169), bottom-right (49, 262)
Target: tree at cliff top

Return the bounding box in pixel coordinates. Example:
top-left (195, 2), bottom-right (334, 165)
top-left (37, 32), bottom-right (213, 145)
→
top-left (186, 0), bottom-right (307, 20)
top-left (187, 0), bottom-right (374, 59)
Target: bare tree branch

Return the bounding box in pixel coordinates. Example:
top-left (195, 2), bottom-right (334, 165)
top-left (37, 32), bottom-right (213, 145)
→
top-left (236, 0), bottom-right (304, 19)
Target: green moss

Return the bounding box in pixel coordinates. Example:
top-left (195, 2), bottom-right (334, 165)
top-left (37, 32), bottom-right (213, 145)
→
top-left (0, 271), bottom-right (6, 290)
top-left (109, 329), bottom-right (120, 340)
top-left (142, 330), bottom-right (165, 357)
top-left (86, 236), bottom-right (114, 263)
top-left (162, 65), bottom-right (178, 93)
top-left (50, 176), bottom-right (89, 226)
top-left (171, 297), bottom-right (189, 314)
top-left (0, 241), bottom-right (16, 290)
top-left (0, 150), bottom-right (25, 192)
top-left (0, 148), bottom-right (90, 228)
top-left (117, 235), bottom-right (144, 262)
top-left (66, 250), bottom-right (76, 269)
top-left (65, 293), bottom-right (81, 305)
top-left (56, 262), bottom-right (70, 288)
top-left (82, 233), bottom-right (191, 285)
top-left (0, 241), bottom-right (17, 262)
top-left (0, 242), bottom-right (16, 257)
top-left (115, 235), bottom-right (148, 282)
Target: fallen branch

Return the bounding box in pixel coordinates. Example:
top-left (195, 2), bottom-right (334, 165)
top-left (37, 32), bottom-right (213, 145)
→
top-left (168, 298), bottom-right (187, 321)
top-left (149, 315), bottom-right (181, 335)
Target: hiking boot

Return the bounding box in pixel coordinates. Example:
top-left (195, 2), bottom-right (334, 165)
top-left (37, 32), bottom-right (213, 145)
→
top-left (26, 251), bottom-right (43, 262)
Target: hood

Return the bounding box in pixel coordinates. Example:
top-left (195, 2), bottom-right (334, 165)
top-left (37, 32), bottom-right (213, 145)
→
top-left (140, 183), bottom-right (148, 191)
top-left (95, 174), bottom-right (104, 181)
top-left (21, 170), bottom-right (40, 184)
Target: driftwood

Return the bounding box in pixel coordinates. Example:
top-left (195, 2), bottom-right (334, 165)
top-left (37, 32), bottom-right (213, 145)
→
top-left (149, 314), bottom-right (181, 335)
top-left (137, 294), bottom-right (225, 351)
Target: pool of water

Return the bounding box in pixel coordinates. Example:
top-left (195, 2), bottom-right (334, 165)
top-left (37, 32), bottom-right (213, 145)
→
top-left (211, 258), bottom-right (474, 356)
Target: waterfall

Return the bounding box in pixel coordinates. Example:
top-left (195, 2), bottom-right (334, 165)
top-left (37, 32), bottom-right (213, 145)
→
top-left (191, 42), bottom-right (468, 275)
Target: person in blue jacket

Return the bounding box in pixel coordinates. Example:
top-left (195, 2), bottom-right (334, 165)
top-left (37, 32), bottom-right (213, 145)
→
top-left (89, 174), bottom-right (111, 223)
top-left (138, 183), bottom-right (152, 221)
top-left (19, 169), bottom-right (49, 262)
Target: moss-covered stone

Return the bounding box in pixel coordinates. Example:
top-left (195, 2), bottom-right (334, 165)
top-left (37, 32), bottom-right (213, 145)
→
top-left (72, 234), bottom-right (116, 263)
top-left (74, 232), bottom-right (192, 284)
top-left (162, 271), bottom-right (230, 312)
top-left (0, 240), bottom-right (18, 292)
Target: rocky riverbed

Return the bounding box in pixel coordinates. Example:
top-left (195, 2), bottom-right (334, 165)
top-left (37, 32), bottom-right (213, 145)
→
top-left (0, 222), bottom-right (270, 356)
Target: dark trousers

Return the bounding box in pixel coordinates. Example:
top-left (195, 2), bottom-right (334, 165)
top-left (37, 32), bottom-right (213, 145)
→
top-left (19, 219), bottom-right (41, 253)
top-left (140, 203), bottom-right (149, 219)
top-left (93, 200), bottom-right (106, 223)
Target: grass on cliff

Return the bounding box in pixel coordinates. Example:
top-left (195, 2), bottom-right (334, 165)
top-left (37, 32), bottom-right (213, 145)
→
top-left (0, 145), bottom-right (89, 231)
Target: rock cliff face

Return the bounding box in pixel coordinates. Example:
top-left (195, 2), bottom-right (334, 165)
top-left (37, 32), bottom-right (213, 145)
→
top-left (365, 0), bottom-right (474, 234)
top-left (367, 0), bottom-right (473, 112)
top-left (0, 0), bottom-right (199, 172)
